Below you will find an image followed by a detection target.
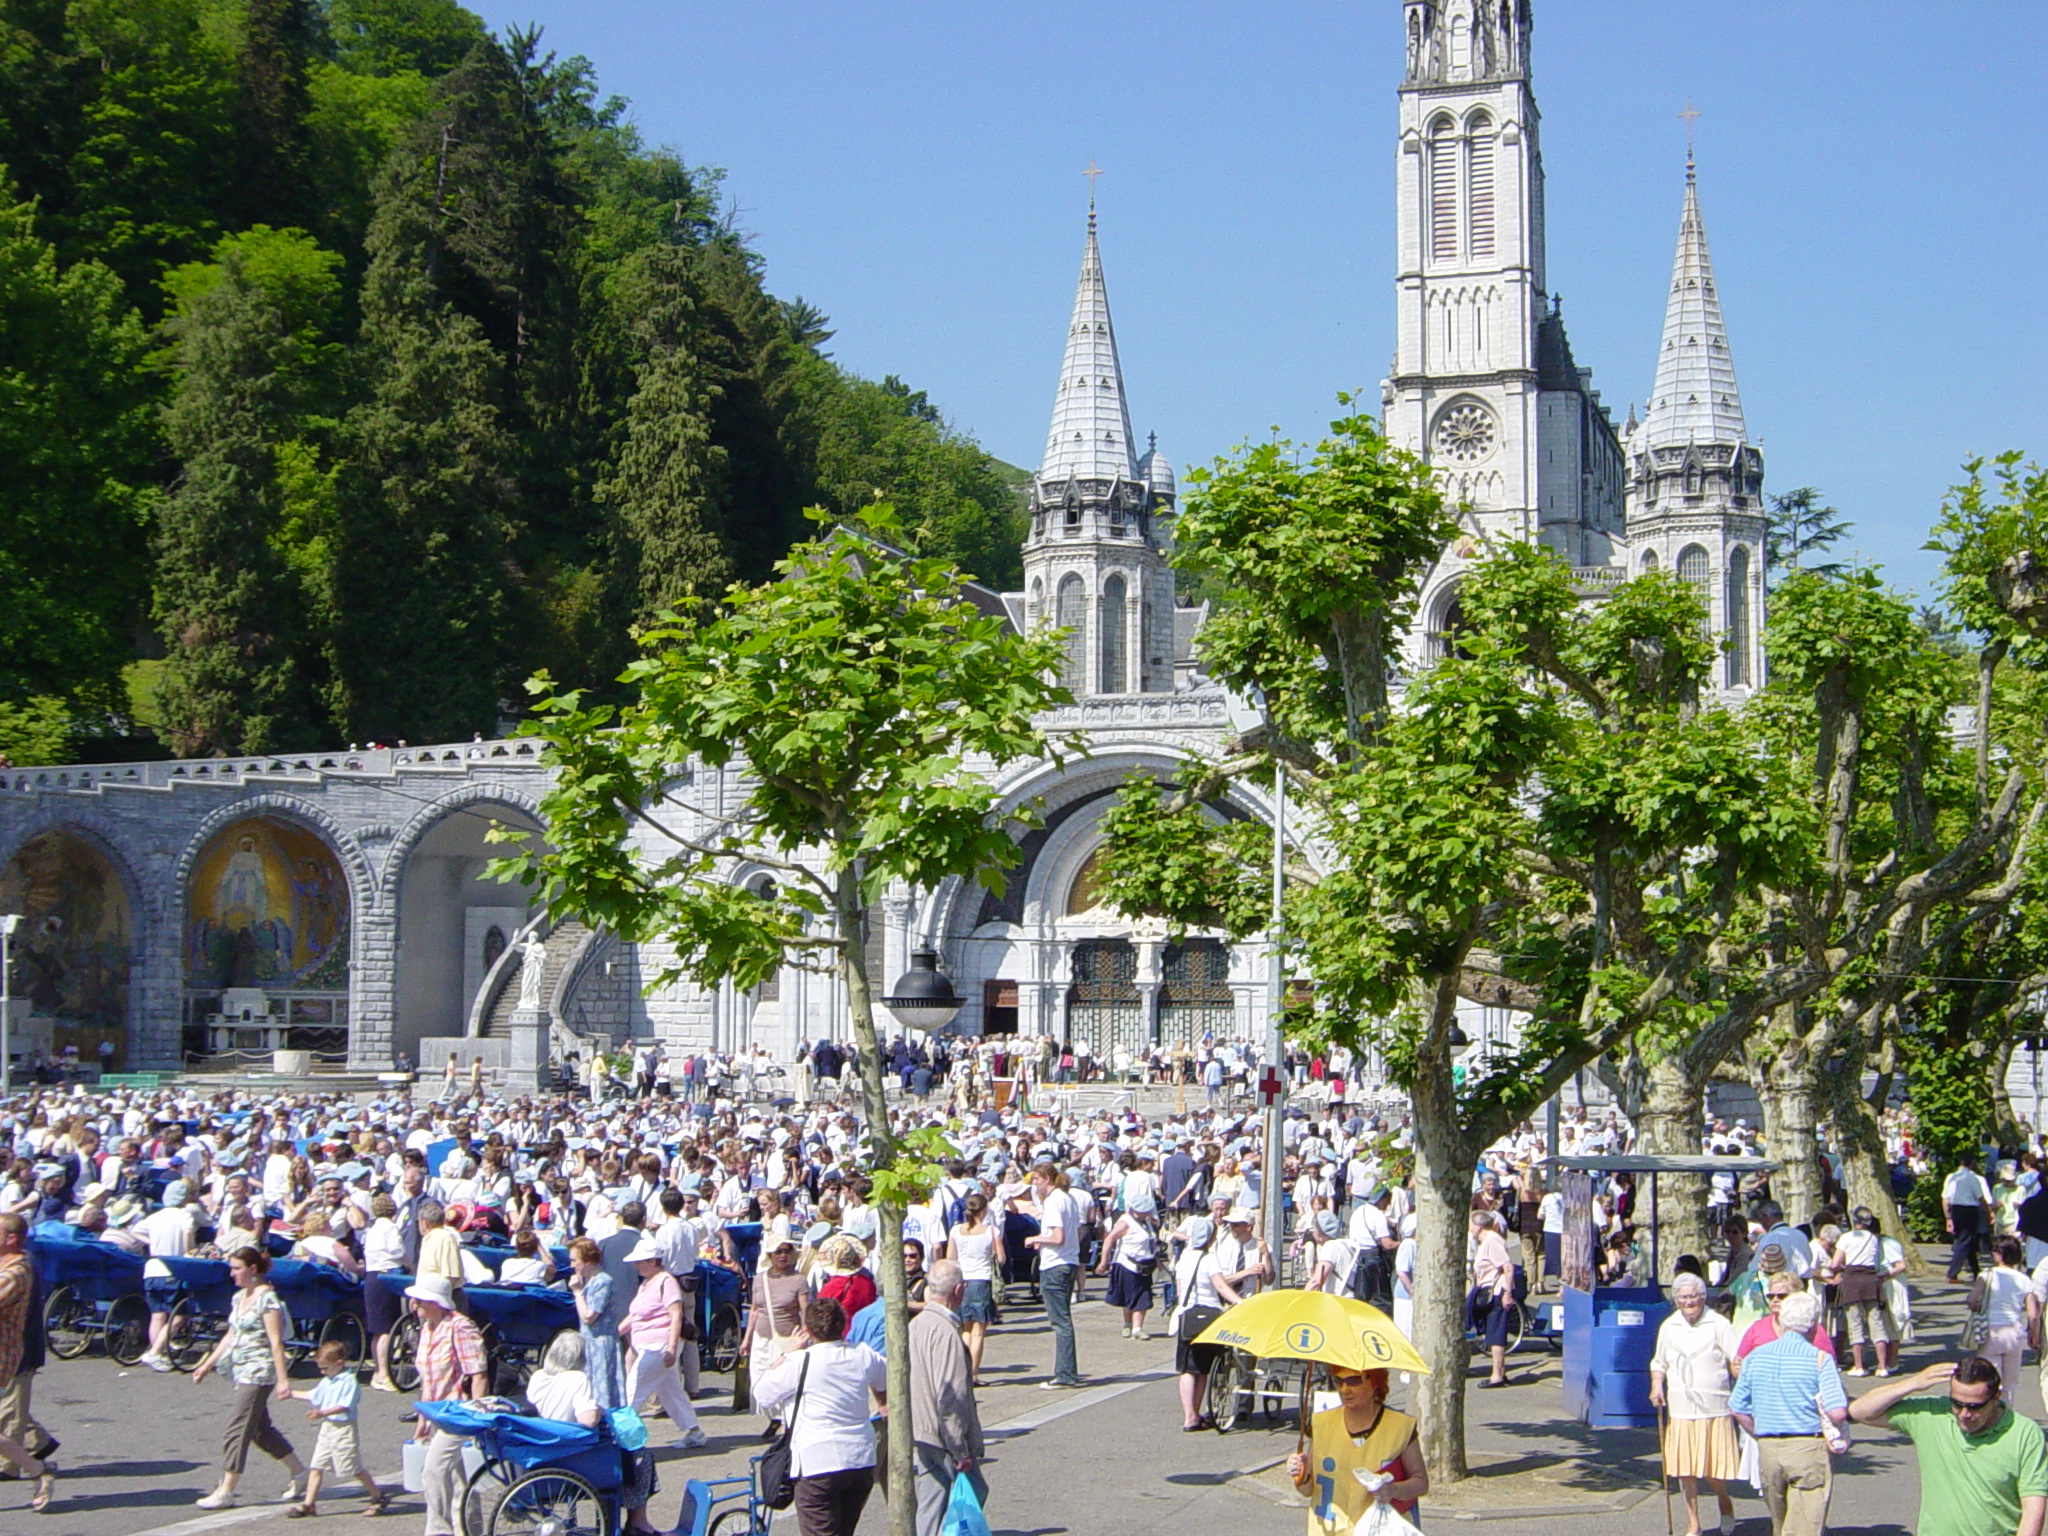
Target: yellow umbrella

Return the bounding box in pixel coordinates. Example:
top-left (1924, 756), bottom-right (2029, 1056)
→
top-left (1193, 1287), bottom-right (1431, 1374)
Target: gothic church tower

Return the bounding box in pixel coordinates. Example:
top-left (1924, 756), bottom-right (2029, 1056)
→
top-left (1622, 159), bottom-right (1767, 693)
top-left (1384, 0), bottom-right (1625, 662)
top-left (1021, 206), bottom-right (1180, 697)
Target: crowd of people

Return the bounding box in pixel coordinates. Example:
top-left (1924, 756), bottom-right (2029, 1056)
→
top-left (1, 1040), bottom-right (2046, 1535)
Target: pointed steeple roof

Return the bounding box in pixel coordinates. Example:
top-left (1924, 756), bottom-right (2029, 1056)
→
top-left (1639, 160), bottom-right (1747, 451)
top-left (1038, 206), bottom-right (1138, 482)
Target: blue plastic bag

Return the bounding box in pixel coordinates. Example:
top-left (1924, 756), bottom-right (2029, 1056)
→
top-left (941, 1470), bottom-right (991, 1536)
top-left (608, 1406), bottom-right (648, 1451)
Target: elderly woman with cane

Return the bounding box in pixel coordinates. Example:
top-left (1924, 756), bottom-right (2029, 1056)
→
top-left (1650, 1272), bottom-right (1743, 1536)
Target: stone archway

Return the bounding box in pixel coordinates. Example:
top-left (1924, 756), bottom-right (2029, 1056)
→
top-left (182, 813), bottom-right (352, 1059)
top-left (0, 828), bottom-right (139, 1071)
top-left (390, 799), bottom-right (546, 1061)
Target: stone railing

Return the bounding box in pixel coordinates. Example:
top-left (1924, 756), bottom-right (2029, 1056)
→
top-left (1037, 692), bottom-right (1231, 731)
top-left (1, 736), bottom-right (549, 795)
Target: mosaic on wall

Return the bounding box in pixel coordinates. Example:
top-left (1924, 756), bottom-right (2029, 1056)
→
top-left (186, 816), bottom-right (349, 990)
top-left (0, 830), bottom-right (132, 1029)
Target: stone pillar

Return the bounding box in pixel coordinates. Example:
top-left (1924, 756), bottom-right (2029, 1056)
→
top-left (503, 1006), bottom-right (547, 1094)
top-left (349, 910), bottom-right (399, 1071)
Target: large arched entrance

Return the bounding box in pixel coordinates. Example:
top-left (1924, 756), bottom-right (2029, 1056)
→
top-left (184, 815), bottom-right (351, 1059)
top-left (0, 829), bottom-right (136, 1071)
top-left (393, 802), bottom-right (547, 1060)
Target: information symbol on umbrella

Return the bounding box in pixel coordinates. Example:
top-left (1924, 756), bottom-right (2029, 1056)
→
top-left (1286, 1323), bottom-right (1326, 1353)
top-left (1364, 1333), bottom-right (1392, 1362)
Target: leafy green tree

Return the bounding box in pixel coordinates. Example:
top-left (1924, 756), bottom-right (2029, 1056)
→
top-left (1764, 486), bottom-right (1852, 579)
top-left (0, 187), bottom-right (154, 712)
top-left (322, 0), bottom-right (486, 78)
top-left (491, 506), bottom-right (1068, 1536)
top-left (152, 224), bottom-right (343, 753)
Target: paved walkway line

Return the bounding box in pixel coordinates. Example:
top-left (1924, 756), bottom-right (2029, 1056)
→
top-left (128, 1470), bottom-right (403, 1536)
top-left (985, 1369), bottom-right (1176, 1436)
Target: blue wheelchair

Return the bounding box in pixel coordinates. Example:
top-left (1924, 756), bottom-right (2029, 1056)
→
top-left (421, 1399), bottom-right (633, 1536)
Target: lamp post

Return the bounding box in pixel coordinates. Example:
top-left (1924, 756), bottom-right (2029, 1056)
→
top-left (1225, 688), bottom-right (1290, 1266)
top-left (0, 913), bottom-right (18, 1096)
top-left (882, 948), bottom-right (965, 1035)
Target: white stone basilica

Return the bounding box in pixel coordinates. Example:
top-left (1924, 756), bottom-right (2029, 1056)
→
top-left (0, 0), bottom-right (1770, 1077)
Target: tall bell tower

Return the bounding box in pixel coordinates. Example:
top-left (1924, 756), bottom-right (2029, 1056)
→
top-left (1386, 0), bottom-right (1625, 662)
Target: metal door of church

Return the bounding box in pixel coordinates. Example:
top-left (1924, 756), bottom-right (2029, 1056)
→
top-left (1159, 938), bottom-right (1234, 1046)
top-left (1067, 940), bottom-right (1144, 1056)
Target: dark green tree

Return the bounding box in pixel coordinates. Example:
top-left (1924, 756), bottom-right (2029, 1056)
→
top-left (0, 187), bottom-right (155, 714)
top-left (227, 0), bottom-right (320, 235)
top-left (152, 226), bottom-right (343, 753)
top-left (1764, 486), bottom-right (1852, 578)
top-left (322, 0), bottom-right (486, 78)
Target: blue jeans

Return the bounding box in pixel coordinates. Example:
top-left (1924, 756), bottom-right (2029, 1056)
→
top-left (1041, 1263), bottom-right (1079, 1384)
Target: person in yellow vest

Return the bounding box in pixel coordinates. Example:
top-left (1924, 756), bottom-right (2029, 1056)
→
top-left (1286, 1365), bottom-right (1429, 1532)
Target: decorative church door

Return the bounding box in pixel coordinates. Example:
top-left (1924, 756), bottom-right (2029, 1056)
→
top-left (1159, 938), bottom-right (1234, 1047)
top-left (1067, 939), bottom-right (1143, 1056)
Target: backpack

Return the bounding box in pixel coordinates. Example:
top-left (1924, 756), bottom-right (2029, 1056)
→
top-left (944, 1181), bottom-right (972, 1230)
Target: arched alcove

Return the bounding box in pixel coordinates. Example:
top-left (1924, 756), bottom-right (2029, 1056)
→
top-left (0, 829), bottom-right (136, 1070)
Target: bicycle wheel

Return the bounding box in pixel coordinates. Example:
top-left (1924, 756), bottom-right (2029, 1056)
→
top-left (485, 1467), bottom-right (609, 1536)
top-left (320, 1310), bottom-right (368, 1368)
top-left (1207, 1352), bottom-right (1246, 1434)
top-left (43, 1286), bottom-right (92, 1360)
top-left (706, 1508), bottom-right (756, 1536)
top-left (389, 1313), bottom-right (422, 1393)
top-left (106, 1292), bottom-right (152, 1365)
top-left (1503, 1301), bottom-right (1529, 1355)
top-left (165, 1298), bottom-right (210, 1372)
top-left (461, 1458), bottom-right (513, 1536)
top-left (705, 1303), bottom-right (743, 1373)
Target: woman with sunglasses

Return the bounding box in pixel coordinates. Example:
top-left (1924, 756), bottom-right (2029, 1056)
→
top-left (1736, 1272), bottom-right (1839, 1363)
top-left (1285, 1365), bottom-right (1427, 1533)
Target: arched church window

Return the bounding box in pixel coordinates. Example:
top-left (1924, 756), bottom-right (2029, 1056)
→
top-left (1640, 548), bottom-right (1659, 573)
top-left (1466, 112), bottom-right (1495, 258)
top-left (1726, 545), bottom-right (1753, 687)
top-left (1676, 544), bottom-right (1711, 622)
top-left (1029, 577), bottom-right (1044, 629)
top-left (1101, 575), bottom-right (1127, 694)
top-left (1056, 575), bottom-right (1086, 692)
top-left (1428, 117), bottom-right (1459, 263)
top-left (1449, 10), bottom-right (1470, 76)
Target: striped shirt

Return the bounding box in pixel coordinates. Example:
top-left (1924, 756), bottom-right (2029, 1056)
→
top-left (1728, 1332), bottom-right (1845, 1437)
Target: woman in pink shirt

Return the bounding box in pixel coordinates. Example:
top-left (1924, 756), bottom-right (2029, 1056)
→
top-left (1734, 1275), bottom-right (1838, 1362)
top-left (618, 1241), bottom-right (705, 1449)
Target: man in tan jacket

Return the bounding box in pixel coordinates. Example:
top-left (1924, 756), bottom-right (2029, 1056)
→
top-left (908, 1259), bottom-right (986, 1536)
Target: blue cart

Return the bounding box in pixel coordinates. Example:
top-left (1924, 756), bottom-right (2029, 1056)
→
top-left (34, 1227), bottom-right (149, 1365)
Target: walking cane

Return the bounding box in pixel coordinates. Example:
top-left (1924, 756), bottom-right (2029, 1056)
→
top-left (1656, 1399), bottom-right (1674, 1536)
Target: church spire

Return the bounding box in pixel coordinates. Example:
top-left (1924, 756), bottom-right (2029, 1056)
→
top-left (1037, 203), bottom-right (1138, 482)
top-left (1638, 158), bottom-right (1746, 450)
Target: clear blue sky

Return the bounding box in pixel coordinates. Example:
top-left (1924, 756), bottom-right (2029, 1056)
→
top-left (474, 1), bottom-right (2045, 602)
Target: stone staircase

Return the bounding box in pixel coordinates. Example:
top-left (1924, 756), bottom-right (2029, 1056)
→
top-left (480, 917), bottom-right (591, 1038)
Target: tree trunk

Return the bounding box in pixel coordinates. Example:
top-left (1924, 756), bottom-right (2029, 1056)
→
top-left (1755, 1050), bottom-right (1824, 1224)
top-left (838, 864), bottom-right (917, 1536)
top-left (1821, 1052), bottom-right (1923, 1275)
top-left (1991, 1037), bottom-right (2024, 1148)
top-left (1635, 1056), bottom-right (1708, 1280)
top-left (1407, 987), bottom-right (1474, 1482)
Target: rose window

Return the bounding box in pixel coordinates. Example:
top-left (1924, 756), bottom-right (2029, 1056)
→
top-left (1432, 402), bottom-right (1496, 463)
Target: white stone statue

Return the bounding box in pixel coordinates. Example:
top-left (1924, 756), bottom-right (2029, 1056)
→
top-left (517, 931), bottom-right (547, 1011)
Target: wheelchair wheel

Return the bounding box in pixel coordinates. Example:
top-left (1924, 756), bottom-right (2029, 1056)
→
top-left (1503, 1301), bottom-right (1529, 1355)
top-left (389, 1313), bottom-right (422, 1393)
top-left (1207, 1352), bottom-right (1246, 1434)
top-left (704, 1303), bottom-right (743, 1373)
top-left (485, 1466), bottom-right (609, 1536)
top-left (461, 1459), bottom-right (513, 1536)
top-left (320, 1311), bottom-right (368, 1368)
top-left (706, 1509), bottom-right (755, 1536)
top-left (43, 1286), bottom-right (92, 1360)
top-left (166, 1298), bottom-right (210, 1372)
top-left (106, 1292), bottom-right (152, 1365)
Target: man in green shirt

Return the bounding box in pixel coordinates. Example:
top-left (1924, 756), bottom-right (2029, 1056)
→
top-left (1849, 1358), bottom-right (2048, 1536)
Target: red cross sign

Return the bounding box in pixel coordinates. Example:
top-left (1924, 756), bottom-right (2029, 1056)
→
top-left (1258, 1068), bottom-right (1283, 1105)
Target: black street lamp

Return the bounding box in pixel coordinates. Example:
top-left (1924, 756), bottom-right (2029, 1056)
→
top-left (882, 948), bottom-right (964, 1033)
top-left (1446, 1021), bottom-right (1471, 1050)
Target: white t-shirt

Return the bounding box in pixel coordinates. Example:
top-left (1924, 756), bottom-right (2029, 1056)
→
top-left (952, 1226), bottom-right (996, 1282)
top-left (1984, 1266), bottom-right (2031, 1329)
top-left (1539, 1192), bottom-right (1564, 1234)
top-left (363, 1217), bottom-right (405, 1273)
top-left (1945, 1168), bottom-right (1992, 1208)
top-left (1348, 1202), bottom-right (1391, 1249)
top-left (1036, 1189), bottom-right (1082, 1271)
top-left (529, 1367), bottom-right (599, 1426)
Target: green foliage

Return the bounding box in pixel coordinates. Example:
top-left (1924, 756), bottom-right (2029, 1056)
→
top-left (1174, 403), bottom-right (1455, 753)
top-left (0, 186), bottom-right (155, 711)
top-left (1930, 453), bottom-right (2048, 664)
top-left (0, 696), bottom-right (77, 766)
top-left (0, 0), bottom-right (1022, 755)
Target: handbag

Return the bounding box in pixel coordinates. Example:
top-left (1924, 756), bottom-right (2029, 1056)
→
top-left (941, 1471), bottom-right (993, 1536)
top-left (757, 1354), bottom-right (809, 1511)
top-left (1960, 1288), bottom-right (1990, 1353)
top-left (1177, 1304), bottom-right (1222, 1342)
